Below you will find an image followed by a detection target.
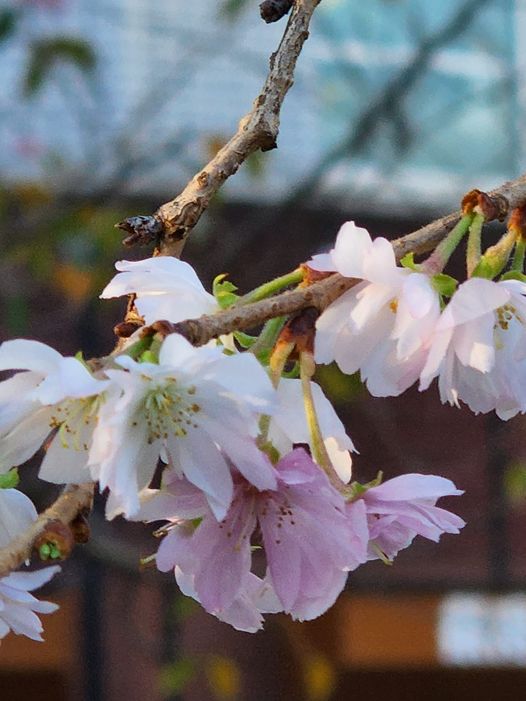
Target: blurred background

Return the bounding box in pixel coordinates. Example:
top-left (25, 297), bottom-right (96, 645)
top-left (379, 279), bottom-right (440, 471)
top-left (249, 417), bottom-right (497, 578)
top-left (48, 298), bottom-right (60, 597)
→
top-left (2, 0), bottom-right (526, 699)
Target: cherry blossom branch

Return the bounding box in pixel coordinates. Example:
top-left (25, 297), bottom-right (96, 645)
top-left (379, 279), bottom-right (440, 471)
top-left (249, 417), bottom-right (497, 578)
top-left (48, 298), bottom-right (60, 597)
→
top-left (0, 483), bottom-right (94, 577)
top-left (160, 173), bottom-right (526, 346)
top-left (116, 0), bottom-right (321, 257)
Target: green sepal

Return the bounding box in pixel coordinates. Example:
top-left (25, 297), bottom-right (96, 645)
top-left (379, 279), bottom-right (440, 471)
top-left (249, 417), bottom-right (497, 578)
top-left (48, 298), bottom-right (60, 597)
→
top-left (347, 471), bottom-right (383, 501)
top-left (0, 468), bottom-right (19, 489)
top-left (139, 337), bottom-right (161, 364)
top-left (256, 438), bottom-right (281, 464)
top-left (233, 331), bottom-right (257, 349)
top-left (213, 274), bottom-right (239, 309)
top-left (500, 271), bottom-right (526, 283)
top-left (139, 350), bottom-right (157, 364)
top-left (254, 349), bottom-right (271, 365)
top-left (74, 350), bottom-right (92, 371)
top-left (431, 273), bottom-right (458, 298)
top-left (122, 335), bottom-right (153, 360)
top-left (400, 252), bottom-right (420, 271)
top-left (472, 256), bottom-right (501, 280)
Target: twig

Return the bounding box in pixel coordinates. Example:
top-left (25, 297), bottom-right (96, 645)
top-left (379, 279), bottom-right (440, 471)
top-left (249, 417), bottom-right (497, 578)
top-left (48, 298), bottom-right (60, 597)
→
top-left (0, 483), bottom-right (94, 578)
top-left (115, 0), bottom-right (321, 256)
top-left (162, 173), bottom-right (526, 345)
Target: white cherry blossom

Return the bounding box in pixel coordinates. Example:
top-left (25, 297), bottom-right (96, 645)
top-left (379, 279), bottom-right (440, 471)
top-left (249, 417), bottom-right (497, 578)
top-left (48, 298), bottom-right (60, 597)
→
top-left (420, 277), bottom-right (526, 418)
top-left (0, 340), bottom-right (109, 480)
top-left (90, 334), bottom-right (277, 520)
top-left (0, 566), bottom-right (60, 642)
top-left (100, 257), bottom-right (217, 325)
top-left (0, 488), bottom-right (37, 547)
top-left (310, 222), bottom-right (441, 397)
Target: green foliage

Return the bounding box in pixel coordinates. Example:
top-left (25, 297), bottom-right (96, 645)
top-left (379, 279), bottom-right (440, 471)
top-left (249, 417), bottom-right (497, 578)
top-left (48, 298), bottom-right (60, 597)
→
top-left (431, 273), bottom-right (458, 298)
top-left (400, 251), bottom-right (420, 271)
top-left (233, 331), bottom-right (257, 349)
top-left (24, 37), bottom-right (96, 96)
top-left (213, 274), bottom-right (239, 309)
top-left (0, 468), bottom-right (19, 490)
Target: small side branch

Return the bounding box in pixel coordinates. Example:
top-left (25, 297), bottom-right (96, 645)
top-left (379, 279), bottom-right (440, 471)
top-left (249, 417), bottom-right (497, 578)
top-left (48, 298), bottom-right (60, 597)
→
top-left (0, 483), bottom-right (94, 578)
top-left (116, 0), bottom-right (321, 256)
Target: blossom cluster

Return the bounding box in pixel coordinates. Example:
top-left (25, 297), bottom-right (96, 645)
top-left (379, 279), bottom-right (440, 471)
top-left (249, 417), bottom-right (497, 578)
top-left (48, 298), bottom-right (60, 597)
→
top-left (311, 221), bottom-right (526, 419)
top-left (0, 218), bottom-right (488, 638)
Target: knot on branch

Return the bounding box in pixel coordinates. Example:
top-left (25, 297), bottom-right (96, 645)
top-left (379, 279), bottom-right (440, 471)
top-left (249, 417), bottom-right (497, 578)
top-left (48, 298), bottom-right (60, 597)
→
top-left (260, 0), bottom-right (294, 23)
top-left (115, 215), bottom-right (165, 247)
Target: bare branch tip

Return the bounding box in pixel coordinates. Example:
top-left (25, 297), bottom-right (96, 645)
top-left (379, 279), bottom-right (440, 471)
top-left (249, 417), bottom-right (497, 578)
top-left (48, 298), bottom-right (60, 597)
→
top-left (260, 0), bottom-right (294, 23)
top-left (115, 215), bottom-right (165, 247)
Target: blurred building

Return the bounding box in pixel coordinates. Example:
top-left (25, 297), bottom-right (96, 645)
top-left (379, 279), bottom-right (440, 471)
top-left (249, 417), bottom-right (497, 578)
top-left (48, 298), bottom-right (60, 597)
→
top-left (1, 0), bottom-right (525, 213)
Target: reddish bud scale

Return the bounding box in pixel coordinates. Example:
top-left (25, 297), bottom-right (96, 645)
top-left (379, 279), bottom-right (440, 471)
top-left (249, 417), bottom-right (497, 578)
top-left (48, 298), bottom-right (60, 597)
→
top-left (461, 189), bottom-right (508, 221)
top-left (277, 307), bottom-right (319, 356)
top-left (299, 263), bottom-right (333, 287)
top-left (508, 205), bottom-right (526, 239)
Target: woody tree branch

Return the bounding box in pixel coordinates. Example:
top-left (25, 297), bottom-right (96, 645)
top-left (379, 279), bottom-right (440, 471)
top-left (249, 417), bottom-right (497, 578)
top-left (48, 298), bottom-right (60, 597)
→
top-left (161, 172), bottom-right (526, 346)
top-left (116, 0), bottom-right (321, 257)
top-left (0, 483), bottom-right (94, 578)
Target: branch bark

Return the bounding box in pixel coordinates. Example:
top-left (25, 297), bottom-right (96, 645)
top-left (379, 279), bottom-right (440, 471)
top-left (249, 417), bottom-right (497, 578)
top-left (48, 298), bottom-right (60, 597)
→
top-left (165, 172), bottom-right (526, 345)
top-left (116, 0), bottom-right (321, 256)
top-left (0, 483), bottom-right (94, 578)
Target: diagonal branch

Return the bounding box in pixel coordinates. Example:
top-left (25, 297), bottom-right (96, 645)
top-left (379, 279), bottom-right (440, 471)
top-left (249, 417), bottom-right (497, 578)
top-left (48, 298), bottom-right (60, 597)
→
top-left (116, 0), bottom-right (321, 257)
top-left (165, 172), bottom-right (526, 346)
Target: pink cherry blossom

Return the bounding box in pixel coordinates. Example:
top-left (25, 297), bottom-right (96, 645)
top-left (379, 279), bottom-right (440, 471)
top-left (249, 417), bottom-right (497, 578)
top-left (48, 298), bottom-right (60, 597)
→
top-left (348, 473), bottom-right (465, 562)
top-left (153, 449), bottom-right (362, 623)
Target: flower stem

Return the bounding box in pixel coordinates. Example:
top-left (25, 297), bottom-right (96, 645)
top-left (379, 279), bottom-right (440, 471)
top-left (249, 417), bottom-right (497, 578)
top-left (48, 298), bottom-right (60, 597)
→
top-left (237, 268), bottom-right (304, 306)
top-left (511, 237), bottom-right (526, 273)
top-left (466, 211), bottom-right (485, 277)
top-left (257, 338), bottom-right (295, 455)
top-left (269, 340), bottom-right (295, 388)
top-left (250, 316), bottom-right (287, 362)
top-left (300, 352), bottom-right (342, 488)
top-left (421, 213), bottom-right (473, 275)
top-left (472, 227), bottom-right (517, 279)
